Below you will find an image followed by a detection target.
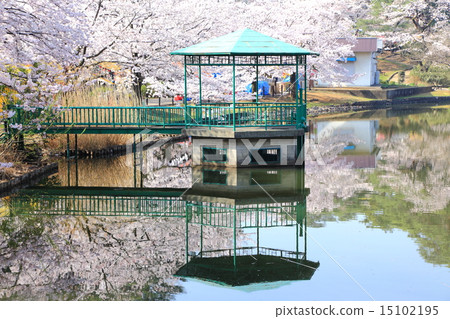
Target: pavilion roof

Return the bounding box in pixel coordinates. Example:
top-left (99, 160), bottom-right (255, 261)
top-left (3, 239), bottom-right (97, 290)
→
top-left (171, 28), bottom-right (319, 56)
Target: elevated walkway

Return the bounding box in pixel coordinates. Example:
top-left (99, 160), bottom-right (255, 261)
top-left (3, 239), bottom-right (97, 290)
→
top-left (5, 102), bottom-right (305, 135)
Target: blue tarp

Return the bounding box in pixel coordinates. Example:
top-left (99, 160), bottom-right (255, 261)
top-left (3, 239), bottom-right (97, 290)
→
top-left (336, 57), bottom-right (356, 62)
top-left (245, 81), bottom-right (270, 95)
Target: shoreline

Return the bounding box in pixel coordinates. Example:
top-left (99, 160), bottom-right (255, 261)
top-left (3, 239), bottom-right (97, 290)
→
top-left (1, 95), bottom-right (448, 195)
top-left (0, 162), bottom-right (58, 196)
top-left (308, 95), bottom-right (450, 117)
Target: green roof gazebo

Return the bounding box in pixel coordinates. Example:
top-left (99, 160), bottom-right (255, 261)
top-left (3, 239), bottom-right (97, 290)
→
top-left (171, 28), bottom-right (319, 131)
top-left (175, 166), bottom-right (319, 288)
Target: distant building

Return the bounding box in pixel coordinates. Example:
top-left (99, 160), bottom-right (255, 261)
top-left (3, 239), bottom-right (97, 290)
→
top-left (319, 38), bottom-right (383, 87)
top-left (314, 120), bottom-right (380, 169)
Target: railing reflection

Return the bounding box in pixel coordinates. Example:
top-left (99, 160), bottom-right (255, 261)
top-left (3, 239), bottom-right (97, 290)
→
top-left (4, 166), bottom-right (319, 289)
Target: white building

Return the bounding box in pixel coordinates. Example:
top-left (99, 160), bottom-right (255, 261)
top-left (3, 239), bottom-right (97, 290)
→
top-left (314, 120), bottom-right (380, 168)
top-left (319, 38), bottom-right (383, 87)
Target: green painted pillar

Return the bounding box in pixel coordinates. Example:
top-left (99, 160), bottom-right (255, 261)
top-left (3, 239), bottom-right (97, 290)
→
top-left (74, 134), bottom-right (78, 160)
top-left (185, 202), bottom-right (189, 264)
top-left (255, 59), bottom-right (259, 104)
top-left (295, 56), bottom-right (299, 105)
top-left (198, 65), bottom-right (202, 106)
top-left (304, 56), bottom-right (308, 122)
top-left (133, 134), bottom-right (137, 188)
top-left (200, 203), bottom-right (204, 257)
top-left (233, 206), bottom-right (237, 270)
top-left (296, 222), bottom-right (299, 260)
top-left (256, 209), bottom-right (260, 255)
top-left (184, 56), bottom-right (188, 127)
top-left (304, 210), bottom-right (308, 257)
top-left (295, 56), bottom-right (299, 128)
top-left (232, 56), bottom-right (236, 131)
top-left (66, 134), bottom-right (70, 159)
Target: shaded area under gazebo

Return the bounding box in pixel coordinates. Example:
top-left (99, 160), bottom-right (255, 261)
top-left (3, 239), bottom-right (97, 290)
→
top-left (175, 247), bottom-right (320, 287)
top-left (171, 28), bottom-right (319, 130)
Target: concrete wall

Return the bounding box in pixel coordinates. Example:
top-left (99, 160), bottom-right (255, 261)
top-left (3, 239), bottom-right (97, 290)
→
top-left (191, 167), bottom-right (304, 192)
top-left (192, 137), bottom-right (304, 167)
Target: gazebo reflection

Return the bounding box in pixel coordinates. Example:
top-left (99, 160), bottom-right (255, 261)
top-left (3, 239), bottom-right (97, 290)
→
top-left (177, 167), bottom-right (319, 287)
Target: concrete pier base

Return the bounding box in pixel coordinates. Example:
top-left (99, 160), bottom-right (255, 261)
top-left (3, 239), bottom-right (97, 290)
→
top-left (185, 127), bottom-right (305, 167)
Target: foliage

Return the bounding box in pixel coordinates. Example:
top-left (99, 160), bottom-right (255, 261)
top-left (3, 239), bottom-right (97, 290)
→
top-left (72, 0), bottom-right (365, 100)
top-left (0, 0), bottom-right (368, 129)
top-left (0, 1), bottom-right (88, 135)
top-left (411, 64), bottom-right (450, 86)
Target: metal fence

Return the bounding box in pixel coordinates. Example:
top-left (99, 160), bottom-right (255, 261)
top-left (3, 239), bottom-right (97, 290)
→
top-left (5, 102), bottom-right (306, 132)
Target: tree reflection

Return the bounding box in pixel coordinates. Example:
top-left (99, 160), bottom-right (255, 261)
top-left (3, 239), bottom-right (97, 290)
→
top-left (0, 214), bottom-right (233, 300)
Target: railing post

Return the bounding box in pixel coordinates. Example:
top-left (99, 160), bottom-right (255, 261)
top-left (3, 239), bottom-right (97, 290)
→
top-left (265, 106), bottom-right (267, 130)
top-left (208, 107), bottom-right (211, 129)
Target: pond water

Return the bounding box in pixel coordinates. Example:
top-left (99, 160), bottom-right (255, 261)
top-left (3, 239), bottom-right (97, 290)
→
top-left (0, 105), bottom-right (448, 301)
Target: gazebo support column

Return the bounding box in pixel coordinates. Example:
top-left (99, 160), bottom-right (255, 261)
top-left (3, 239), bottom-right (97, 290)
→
top-left (184, 56), bottom-right (188, 126)
top-left (232, 57), bottom-right (236, 131)
top-left (198, 65), bottom-right (202, 105)
top-left (304, 56), bottom-right (308, 121)
top-left (255, 59), bottom-right (259, 103)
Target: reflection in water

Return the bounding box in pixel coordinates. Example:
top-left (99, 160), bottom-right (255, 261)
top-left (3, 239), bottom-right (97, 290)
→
top-left (311, 107), bottom-right (450, 268)
top-left (0, 106), bottom-right (449, 300)
top-left (56, 139), bottom-right (192, 188)
top-left (311, 107), bottom-right (450, 214)
top-left (0, 166), bottom-right (316, 299)
top-left (375, 111), bottom-right (450, 213)
top-left (314, 120), bottom-right (380, 168)
top-left (178, 168), bottom-right (318, 288)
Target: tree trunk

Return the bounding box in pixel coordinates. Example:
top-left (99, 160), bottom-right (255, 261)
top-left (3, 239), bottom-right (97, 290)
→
top-left (132, 72), bottom-right (144, 106)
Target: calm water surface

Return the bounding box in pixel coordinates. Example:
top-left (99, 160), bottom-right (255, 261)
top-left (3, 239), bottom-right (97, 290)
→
top-left (0, 105), bottom-right (448, 300)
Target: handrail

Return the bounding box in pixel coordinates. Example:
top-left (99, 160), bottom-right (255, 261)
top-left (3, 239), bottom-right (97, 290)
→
top-left (5, 103), bottom-right (306, 131)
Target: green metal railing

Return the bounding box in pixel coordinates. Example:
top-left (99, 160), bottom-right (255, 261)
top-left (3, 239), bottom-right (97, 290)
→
top-left (199, 247), bottom-right (306, 260)
top-left (8, 192), bottom-right (306, 228)
top-left (4, 102), bottom-right (306, 133)
top-left (9, 194), bottom-right (187, 217)
top-left (46, 106), bottom-right (185, 128)
top-left (188, 201), bottom-right (305, 228)
top-left (186, 102), bottom-right (306, 129)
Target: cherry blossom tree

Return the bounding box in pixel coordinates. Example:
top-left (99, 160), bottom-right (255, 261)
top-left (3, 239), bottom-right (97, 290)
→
top-left (1, 0), bottom-right (366, 122)
top-left (74, 0), bottom-right (364, 101)
top-left (361, 0), bottom-right (449, 69)
top-left (0, 0), bottom-right (88, 134)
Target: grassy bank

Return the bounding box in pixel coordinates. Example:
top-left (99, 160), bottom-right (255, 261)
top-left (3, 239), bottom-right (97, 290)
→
top-left (306, 90), bottom-right (375, 107)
